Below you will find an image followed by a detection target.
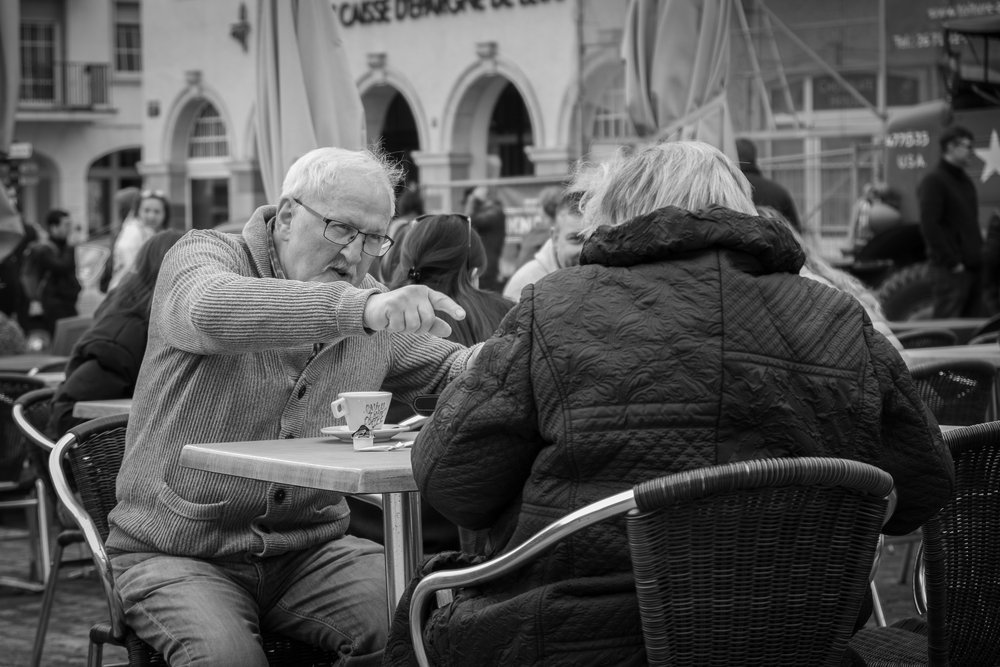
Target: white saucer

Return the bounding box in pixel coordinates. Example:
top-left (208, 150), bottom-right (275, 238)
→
top-left (320, 424), bottom-right (407, 442)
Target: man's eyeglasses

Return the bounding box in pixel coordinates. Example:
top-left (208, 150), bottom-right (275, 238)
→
top-left (293, 198), bottom-right (394, 257)
top-left (141, 189), bottom-right (167, 198)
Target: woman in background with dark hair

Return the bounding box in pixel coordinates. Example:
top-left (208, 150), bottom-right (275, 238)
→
top-left (48, 229), bottom-right (185, 436)
top-left (347, 214), bottom-right (513, 555)
top-left (390, 213), bottom-right (512, 347)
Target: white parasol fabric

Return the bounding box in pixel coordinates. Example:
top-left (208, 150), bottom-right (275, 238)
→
top-left (0, 1), bottom-right (25, 259)
top-left (622, 0), bottom-right (736, 158)
top-left (255, 0), bottom-right (366, 203)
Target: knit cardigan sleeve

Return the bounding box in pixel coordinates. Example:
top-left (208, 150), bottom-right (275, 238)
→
top-left (154, 230), bottom-right (377, 355)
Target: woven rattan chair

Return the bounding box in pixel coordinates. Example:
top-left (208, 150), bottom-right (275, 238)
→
top-left (851, 420), bottom-right (1000, 665)
top-left (967, 312), bottom-right (1000, 343)
top-left (0, 373), bottom-right (51, 594)
top-left (890, 359), bottom-right (999, 586)
top-left (909, 359), bottom-right (999, 426)
top-left (895, 328), bottom-right (960, 349)
top-left (13, 386), bottom-right (96, 667)
top-left (408, 457), bottom-right (893, 667)
top-left (49, 414), bottom-right (345, 667)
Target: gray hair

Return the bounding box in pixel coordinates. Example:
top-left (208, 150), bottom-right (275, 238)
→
top-left (575, 141), bottom-right (756, 238)
top-left (280, 146), bottom-right (403, 217)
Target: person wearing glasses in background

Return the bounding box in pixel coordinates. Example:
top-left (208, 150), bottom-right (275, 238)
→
top-left (917, 125), bottom-right (983, 317)
top-left (107, 189), bottom-right (171, 291)
top-left (106, 147), bottom-right (475, 666)
top-left (503, 189), bottom-right (587, 303)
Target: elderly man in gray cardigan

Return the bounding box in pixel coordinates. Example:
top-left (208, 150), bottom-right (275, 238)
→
top-left (106, 147), bottom-right (473, 666)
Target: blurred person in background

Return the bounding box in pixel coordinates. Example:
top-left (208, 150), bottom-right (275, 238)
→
top-left (48, 229), bottom-right (184, 436)
top-left (0, 219), bottom-right (38, 333)
top-left (980, 210), bottom-right (1000, 315)
top-left (384, 140), bottom-right (953, 666)
top-left (464, 184), bottom-right (507, 292)
top-left (108, 190), bottom-right (171, 291)
top-left (513, 185), bottom-right (564, 271)
top-left (28, 209), bottom-right (82, 336)
top-left (373, 184), bottom-right (424, 283)
top-left (736, 137), bottom-right (801, 233)
top-left (503, 190), bottom-right (585, 303)
top-left (918, 125), bottom-right (982, 318)
top-left (100, 187), bottom-right (142, 293)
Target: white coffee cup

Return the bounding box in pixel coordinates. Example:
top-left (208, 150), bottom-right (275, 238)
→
top-left (330, 391), bottom-right (392, 432)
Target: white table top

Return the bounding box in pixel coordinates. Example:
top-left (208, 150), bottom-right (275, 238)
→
top-left (72, 398), bottom-right (134, 419)
top-left (902, 343), bottom-right (1000, 367)
top-left (180, 435), bottom-right (418, 494)
top-left (31, 371), bottom-right (65, 387)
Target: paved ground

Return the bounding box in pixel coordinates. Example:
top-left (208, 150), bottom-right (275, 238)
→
top-left (0, 524), bottom-right (923, 666)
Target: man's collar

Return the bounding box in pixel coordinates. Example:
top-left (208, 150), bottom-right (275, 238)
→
top-left (265, 216), bottom-right (287, 280)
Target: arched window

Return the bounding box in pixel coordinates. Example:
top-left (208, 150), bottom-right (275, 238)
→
top-left (187, 102), bottom-right (229, 158)
top-left (591, 69), bottom-right (635, 141)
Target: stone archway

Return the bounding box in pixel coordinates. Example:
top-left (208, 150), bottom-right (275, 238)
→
top-left (362, 85), bottom-right (421, 188)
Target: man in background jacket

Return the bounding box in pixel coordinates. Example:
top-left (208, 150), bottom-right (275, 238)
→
top-left (918, 125), bottom-right (982, 318)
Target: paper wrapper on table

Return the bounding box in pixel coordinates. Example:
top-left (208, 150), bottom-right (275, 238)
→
top-left (352, 424), bottom-right (374, 451)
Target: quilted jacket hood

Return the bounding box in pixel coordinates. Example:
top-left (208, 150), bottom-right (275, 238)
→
top-left (581, 204), bottom-right (805, 274)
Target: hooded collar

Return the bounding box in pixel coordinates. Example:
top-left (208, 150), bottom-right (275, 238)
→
top-left (580, 205), bottom-right (805, 274)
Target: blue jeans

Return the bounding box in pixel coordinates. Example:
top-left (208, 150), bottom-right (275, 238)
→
top-left (111, 536), bottom-right (387, 667)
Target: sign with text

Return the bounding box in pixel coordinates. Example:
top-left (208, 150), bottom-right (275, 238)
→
top-left (887, 0), bottom-right (998, 51)
top-left (333, 0), bottom-right (564, 27)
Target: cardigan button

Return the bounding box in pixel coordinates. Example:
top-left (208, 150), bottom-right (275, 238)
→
top-left (274, 489), bottom-right (286, 503)
top-left (297, 385), bottom-right (307, 399)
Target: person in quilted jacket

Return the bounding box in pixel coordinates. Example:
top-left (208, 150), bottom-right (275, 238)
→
top-left (390, 141), bottom-right (955, 666)
top-left (47, 229), bottom-right (184, 437)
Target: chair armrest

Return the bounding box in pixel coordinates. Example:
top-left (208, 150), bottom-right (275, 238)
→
top-left (13, 388), bottom-right (57, 453)
top-left (409, 489), bottom-right (636, 667)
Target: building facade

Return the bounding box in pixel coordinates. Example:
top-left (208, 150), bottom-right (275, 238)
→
top-left (7, 0), bottom-right (996, 261)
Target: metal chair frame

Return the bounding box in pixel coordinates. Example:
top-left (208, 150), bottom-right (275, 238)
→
top-left (13, 386), bottom-right (95, 667)
top-left (0, 373), bottom-right (52, 594)
top-left (409, 457), bottom-right (893, 667)
top-left (896, 328), bottom-right (960, 349)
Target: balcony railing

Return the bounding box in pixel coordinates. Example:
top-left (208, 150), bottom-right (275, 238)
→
top-left (18, 61), bottom-right (112, 110)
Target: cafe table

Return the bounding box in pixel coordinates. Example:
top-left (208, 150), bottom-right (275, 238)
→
top-left (72, 398), bottom-right (134, 419)
top-left (180, 435), bottom-right (422, 623)
top-left (0, 353), bottom-right (68, 374)
top-left (901, 343), bottom-right (1000, 368)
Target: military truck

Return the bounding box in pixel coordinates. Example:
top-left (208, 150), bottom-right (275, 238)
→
top-left (842, 16), bottom-right (1000, 320)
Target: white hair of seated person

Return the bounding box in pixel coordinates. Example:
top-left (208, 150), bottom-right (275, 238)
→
top-left (279, 146), bottom-right (403, 216)
top-left (575, 141), bottom-right (757, 238)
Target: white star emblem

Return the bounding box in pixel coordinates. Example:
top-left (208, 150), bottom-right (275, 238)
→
top-left (974, 129), bottom-right (1000, 183)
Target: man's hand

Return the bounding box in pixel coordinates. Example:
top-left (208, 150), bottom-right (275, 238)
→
top-left (364, 285), bottom-right (466, 337)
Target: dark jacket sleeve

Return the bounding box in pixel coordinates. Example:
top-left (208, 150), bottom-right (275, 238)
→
top-left (48, 313), bottom-right (147, 436)
top-left (413, 297), bottom-right (541, 531)
top-left (918, 172), bottom-right (961, 269)
top-left (865, 325), bottom-right (955, 534)
top-left (34, 242), bottom-right (75, 278)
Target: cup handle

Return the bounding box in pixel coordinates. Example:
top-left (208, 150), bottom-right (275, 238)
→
top-left (331, 398), bottom-right (346, 418)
